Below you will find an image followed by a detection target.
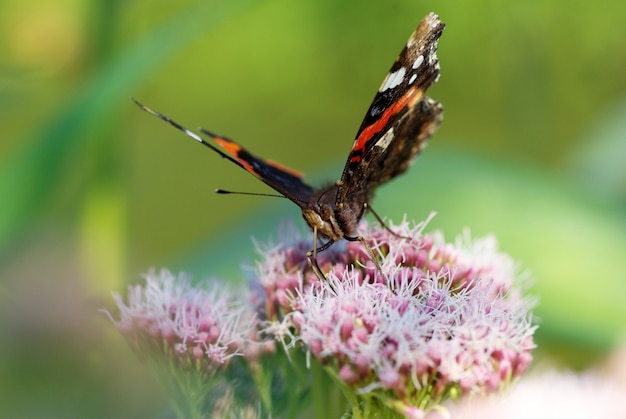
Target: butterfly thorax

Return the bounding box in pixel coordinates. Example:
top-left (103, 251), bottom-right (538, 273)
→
top-left (301, 183), bottom-right (368, 241)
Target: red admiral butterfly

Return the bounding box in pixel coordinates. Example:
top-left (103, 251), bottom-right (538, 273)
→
top-left (133, 13), bottom-right (444, 276)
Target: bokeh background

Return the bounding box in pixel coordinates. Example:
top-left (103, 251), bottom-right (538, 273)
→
top-left (1, 0), bottom-right (625, 417)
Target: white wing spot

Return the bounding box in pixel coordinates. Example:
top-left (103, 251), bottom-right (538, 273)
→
top-left (379, 67), bottom-right (406, 92)
top-left (409, 74), bottom-right (417, 84)
top-left (412, 55), bottom-right (424, 69)
top-left (182, 128), bottom-right (204, 144)
top-left (374, 128), bottom-right (395, 150)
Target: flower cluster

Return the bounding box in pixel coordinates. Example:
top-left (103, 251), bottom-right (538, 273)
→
top-left (257, 218), bottom-right (536, 416)
top-left (108, 216), bottom-right (537, 418)
top-left (107, 269), bottom-right (273, 374)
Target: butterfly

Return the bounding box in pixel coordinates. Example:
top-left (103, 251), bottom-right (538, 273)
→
top-left (132, 12), bottom-right (444, 277)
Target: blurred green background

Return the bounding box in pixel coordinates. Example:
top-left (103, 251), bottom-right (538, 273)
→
top-left (1, 0), bottom-right (625, 417)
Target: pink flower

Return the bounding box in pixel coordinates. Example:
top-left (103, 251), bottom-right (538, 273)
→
top-left (257, 217), bottom-right (536, 413)
top-left (106, 269), bottom-right (272, 373)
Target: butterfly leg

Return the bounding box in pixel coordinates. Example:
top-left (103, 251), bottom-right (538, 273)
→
top-left (306, 227), bottom-right (335, 280)
top-left (344, 234), bottom-right (384, 280)
top-left (365, 203), bottom-right (412, 240)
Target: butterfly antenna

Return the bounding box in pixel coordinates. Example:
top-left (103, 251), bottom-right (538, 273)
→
top-left (215, 189), bottom-right (287, 199)
top-left (130, 97), bottom-right (244, 169)
top-left (216, 189), bottom-right (309, 206)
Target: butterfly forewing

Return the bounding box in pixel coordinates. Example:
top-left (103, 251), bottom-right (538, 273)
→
top-left (350, 97), bottom-right (443, 194)
top-left (337, 13), bottom-right (444, 206)
top-left (209, 134), bottom-right (315, 206)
